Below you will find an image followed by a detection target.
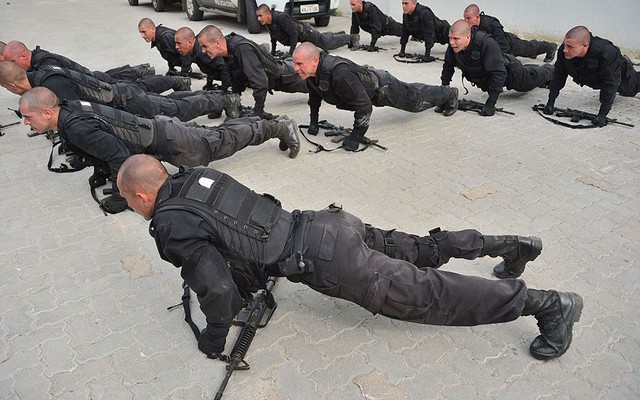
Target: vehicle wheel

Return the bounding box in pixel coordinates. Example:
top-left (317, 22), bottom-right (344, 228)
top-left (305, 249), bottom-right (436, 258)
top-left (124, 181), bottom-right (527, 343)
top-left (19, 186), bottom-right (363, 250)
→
top-left (185, 0), bottom-right (204, 21)
top-left (314, 15), bottom-right (330, 27)
top-left (128, 0), bottom-right (139, 5)
top-left (152, 0), bottom-right (166, 11)
top-left (245, 0), bottom-right (262, 33)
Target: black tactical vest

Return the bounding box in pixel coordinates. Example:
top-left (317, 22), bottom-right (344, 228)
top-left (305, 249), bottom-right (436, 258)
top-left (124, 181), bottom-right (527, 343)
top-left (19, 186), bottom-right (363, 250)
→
top-left (267, 10), bottom-right (304, 45)
top-left (564, 36), bottom-right (609, 87)
top-left (314, 53), bottom-right (377, 94)
top-left (453, 30), bottom-right (497, 86)
top-left (60, 100), bottom-right (155, 154)
top-left (31, 46), bottom-right (94, 76)
top-left (153, 168), bottom-right (294, 289)
top-left (33, 65), bottom-right (114, 104)
top-left (226, 33), bottom-right (284, 79)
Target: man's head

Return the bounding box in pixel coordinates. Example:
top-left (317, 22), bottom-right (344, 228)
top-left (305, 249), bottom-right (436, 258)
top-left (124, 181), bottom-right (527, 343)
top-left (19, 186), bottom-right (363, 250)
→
top-left (0, 41), bottom-right (6, 62)
top-left (2, 40), bottom-right (32, 70)
top-left (18, 87), bottom-right (60, 134)
top-left (401, 0), bottom-right (417, 15)
top-left (138, 18), bottom-right (157, 43)
top-left (0, 61), bottom-right (32, 95)
top-left (175, 27), bottom-right (196, 56)
top-left (563, 26), bottom-right (591, 59)
top-left (197, 25), bottom-right (227, 59)
top-left (350, 0), bottom-right (363, 13)
top-left (292, 42), bottom-right (320, 80)
top-left (448, 20), bottom-right (472, 53)
top-left (463, 4), bottom-right (481, 27)
top-left (117, 154), bottom-right (169, 220)
top-left (256, 4), bottom-right (273, 26)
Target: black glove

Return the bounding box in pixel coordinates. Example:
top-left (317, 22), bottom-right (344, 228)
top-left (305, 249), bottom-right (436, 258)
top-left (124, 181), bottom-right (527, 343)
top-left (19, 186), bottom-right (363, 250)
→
top-left (422, 54), bottom-right (436, 63)
top-left (308, 124), bottom-right (319, 135)
top-left (341, 135), bottom-right (360, 151)
top-left (89, 174), bottom-right (107, 189)
top-left (198, 324), bottom-right (228, 356)
top-left (543, 102), bottom-right (555, 115)
top-left (480, 104), bottom-right (496, 117)
top-left (592, 115), bottom-right (607, 127)
top-left (100, 193), bottom-right (129, 214)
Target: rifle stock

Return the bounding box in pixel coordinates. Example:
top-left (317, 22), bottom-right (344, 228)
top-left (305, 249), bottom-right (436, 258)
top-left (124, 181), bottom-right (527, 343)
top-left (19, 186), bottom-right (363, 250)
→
top-left (214, 277), bottom-right (277, 400)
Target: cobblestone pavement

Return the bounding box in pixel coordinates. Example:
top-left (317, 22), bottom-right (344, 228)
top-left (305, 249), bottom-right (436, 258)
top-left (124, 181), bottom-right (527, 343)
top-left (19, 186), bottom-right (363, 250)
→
top-left (1, 1), bottom-right (639, 399)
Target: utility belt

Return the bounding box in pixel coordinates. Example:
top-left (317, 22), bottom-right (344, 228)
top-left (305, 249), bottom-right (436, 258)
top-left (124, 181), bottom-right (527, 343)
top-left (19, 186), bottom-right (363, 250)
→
top-left (276, 210), bottom-right (315, 276)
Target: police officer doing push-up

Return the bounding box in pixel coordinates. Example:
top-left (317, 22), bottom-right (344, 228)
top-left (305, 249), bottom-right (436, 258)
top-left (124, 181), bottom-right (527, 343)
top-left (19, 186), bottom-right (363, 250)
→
top-left (197, 25), bottom-right (308, 118)
top-left (349, 0), bottom-right (403, 52)
top-left (463, 4), bottom-right (557, 62)
top-left (292, 42), bottom-right (458, 151)
top-left (0, 61), bottom-right (239, 122)
top-left (442, 20), bottom-right (553, 116)
top-left (117, 153), bottom-right (583, 361)
top-left (138, 18), bottom-right (194, 77)
top-left (398, 0), bottom-right (450, 62)
top-left (18, 87), bottom-right (300, 213)
top-left (256, 4), bottom-right (359, 56)
top-left (543, 25), bottom-right (640, 127)
top-left (2, 40), bottom-right (156, 85)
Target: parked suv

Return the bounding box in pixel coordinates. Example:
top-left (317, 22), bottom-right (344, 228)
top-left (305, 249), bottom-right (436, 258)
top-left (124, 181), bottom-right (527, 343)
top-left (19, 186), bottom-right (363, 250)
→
top-left (128, 0), bottom-right (182, 12)
top-left (184, 0), bottom-right (340, 34)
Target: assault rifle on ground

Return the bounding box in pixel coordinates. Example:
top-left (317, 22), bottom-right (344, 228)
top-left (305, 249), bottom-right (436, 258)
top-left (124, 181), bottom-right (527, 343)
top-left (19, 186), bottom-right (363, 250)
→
top-left (532, 104), bottom-right (634, 128)
top-left (458, 99), bottom-right (515, 115)
top-left (355, 44), bottom-right (387, 52)
top-left (0, 113), bottom-right (20, 137)
top-left (213, 276), bottom-right (278, 400)
top-left (299, 120), bottom-right (388, 152)
top-left (393, 52), bottom-right (443, 63)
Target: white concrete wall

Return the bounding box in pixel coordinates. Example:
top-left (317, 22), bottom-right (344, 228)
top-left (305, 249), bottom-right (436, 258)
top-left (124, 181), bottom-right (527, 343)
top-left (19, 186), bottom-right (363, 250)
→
top-left (337, 0), bottom-right (640, 55)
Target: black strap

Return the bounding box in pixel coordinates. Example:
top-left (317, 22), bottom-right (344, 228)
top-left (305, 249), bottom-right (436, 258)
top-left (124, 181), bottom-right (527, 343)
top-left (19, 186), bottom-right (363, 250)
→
top-left (167, 282), bottom-right (202, 340)
top-left (383, 229), bottom-right (395, 257)
top-left (532, 104), bottom-right (597, 129)
top-left (47, 140), bottom-right (82, 173)
top-left (429, 227), bottom-right (453, 263)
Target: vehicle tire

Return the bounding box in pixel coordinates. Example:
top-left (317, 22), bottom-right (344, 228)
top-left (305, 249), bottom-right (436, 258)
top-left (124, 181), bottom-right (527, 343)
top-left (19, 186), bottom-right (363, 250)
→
top-left (185, 0), bottom-right (204, 21)
top-left (128, 0), bottom-right (139, 5)
top-left (152, 0), bottom-right (166, 11)
top-left (314, 15), bottom-right (330, 27)
top-left (245, 0), bottom-right (262, 33)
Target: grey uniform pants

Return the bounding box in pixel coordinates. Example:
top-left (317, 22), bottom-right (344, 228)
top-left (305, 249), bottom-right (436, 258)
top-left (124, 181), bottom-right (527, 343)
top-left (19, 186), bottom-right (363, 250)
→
top-left (505, 32), bottom-right (553, 59)
top-left (300, 23), bottom-right (351, 50)
top-left (295, 209), bottom-right (527, 326)
top-left (152, 116), bottom-right (273, 167)
top-left (373, 69), bottom-right (452, 111)
top-left (113, 83), bottom-right (224, 122)
top-left (505, 58), bottom-right (554, 92)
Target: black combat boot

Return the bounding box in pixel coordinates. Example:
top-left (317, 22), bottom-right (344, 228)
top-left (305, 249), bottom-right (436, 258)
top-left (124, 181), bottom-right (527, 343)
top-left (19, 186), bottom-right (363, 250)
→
top-left (434, 87), bottom-right (458, 116)
top-left (522, 289), bottom-right (583, 360)
top-left (543, 43), bottom-right (558, 62)
top-left (349, 34), bottom-right (360, 50)
top-left (223, 93), bottom-right (241, 119)
top-left (270, 116), bottom-right (300, 158)
top-left (481, 235), bottom-right (542, 278)
top-left (171, 76), bottom-right (192, 92)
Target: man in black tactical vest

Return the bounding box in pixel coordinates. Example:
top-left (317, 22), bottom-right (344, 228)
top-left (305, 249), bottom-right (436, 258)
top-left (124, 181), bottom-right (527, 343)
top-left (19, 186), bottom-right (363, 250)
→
top-left (441, 20), bottom-right (554, 117)
top-left (0, 61), bottom-right (239, 122)
top-left (349, 0), bottom-right (403, 52)
top-left (117, 153), bottom-right (583, 361)
top-left (292, 42), bottom-right (458, 151)
top-left (2, 40), bottom-right (157, 85)
top-left (543, 25), bottom-right (640, 127)
top-left (17, 87), bottom-right (301, 213)
top-left (174, 27), bottom-right (233, 92)
top-left (196, 25), bottom-right (309, 118)
top-left (256, 4), bottom-right (358, 56)
top-left (138, 18), bottom-right (194, 77)
top-left (463, 4), bottom-right (558, 62)
top-left (398, 0), bottom-right (450, 62)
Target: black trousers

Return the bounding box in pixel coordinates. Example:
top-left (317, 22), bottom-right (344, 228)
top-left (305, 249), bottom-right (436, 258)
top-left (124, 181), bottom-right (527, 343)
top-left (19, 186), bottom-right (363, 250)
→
top-left (373, 69), bottom-right (452, 110)
top-left (618, 57), bottom-right (640, 97)
top-left (93, 64), bottom-right (152, 83)
top-left (113, 84), bottom-right (223, 122)
top-left (505, 58), bottom-right (554, 92)
top-left (152, 116), bottom-right (273, 167)
top-left (300, 23), bottom-right (351, 50)
top-left (505, 32), bottom-right (552, 59)
top-left (295, 209), bottom-right (527, 326)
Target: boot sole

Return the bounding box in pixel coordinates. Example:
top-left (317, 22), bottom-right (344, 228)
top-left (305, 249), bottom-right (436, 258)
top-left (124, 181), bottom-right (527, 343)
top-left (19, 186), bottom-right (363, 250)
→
top-left (530, 292), bottom-right (583, 360)
top-left (493, 236), bottom-right (542, 279)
